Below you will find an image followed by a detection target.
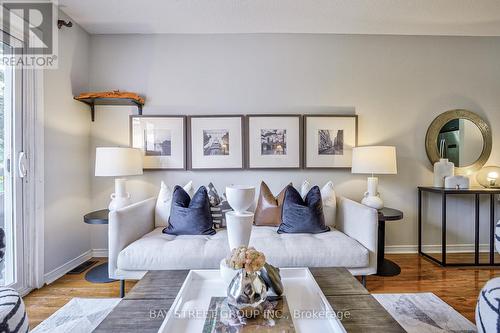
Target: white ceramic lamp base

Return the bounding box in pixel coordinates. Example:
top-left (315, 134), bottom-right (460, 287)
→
top-left (109, 178), bottom-right (131, 211)
top-left (361, 176), bottom-right (384, 210)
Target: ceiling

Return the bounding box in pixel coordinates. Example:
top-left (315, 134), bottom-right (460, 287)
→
top-left (59, 0), bottom-right (500, 36)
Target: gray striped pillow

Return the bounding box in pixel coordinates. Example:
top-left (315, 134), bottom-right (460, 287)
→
top-left (207, 183), bottom-right (232, 229)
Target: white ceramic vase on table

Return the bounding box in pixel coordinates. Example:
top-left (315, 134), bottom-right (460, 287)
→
top-left (433, 158), bottom-right (454, 187)
top-left (225, 185), bottom-right (255, 251)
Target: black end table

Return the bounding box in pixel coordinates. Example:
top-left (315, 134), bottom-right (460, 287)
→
top-left (84, 209), bottom-right (115, 283)
top-left (376, 207), bottom-right (404, 276)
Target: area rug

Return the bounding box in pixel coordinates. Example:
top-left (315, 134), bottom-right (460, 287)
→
top-left (30, 298), bottom-right (120, 333)
top-left (31, 294), bottom-right (476, 333)
top-left (373, 293), bottom-right (477, 333)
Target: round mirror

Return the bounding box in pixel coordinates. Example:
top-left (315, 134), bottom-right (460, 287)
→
top-left (425, 109), bottom-right (492, 175)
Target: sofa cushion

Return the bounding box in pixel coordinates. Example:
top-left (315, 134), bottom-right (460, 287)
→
top-left (163, 186), bottom-right (215, 236)
top-left (278, 185), bottom-right (330, 234)
top-left (207, 182), bottom-right (232, 229)
top-left (301, 180), bottom-right (337, 227)
top-left (155, 181), bottom-right (193, 227)
top-left (118, 226), bottom-right (369, 271)
top-left (254, 182), bottom-right (289, 226)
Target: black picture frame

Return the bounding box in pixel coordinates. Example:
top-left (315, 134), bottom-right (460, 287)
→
top-left (246, 114), bottom-right (303, 170)
top-left (187, 115), bottom-right (246, 170)
top-left (129, 115), bottom-right (187, 170)
top-left (303, 114), bottom-right (358, 169)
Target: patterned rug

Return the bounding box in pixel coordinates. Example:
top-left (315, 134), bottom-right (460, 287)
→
top-left (30, 293), bottom-right (476, 332)
top-left (30, 298), bottom-right (120, 333)
top-left (374, 293), bottom-right (477, 333)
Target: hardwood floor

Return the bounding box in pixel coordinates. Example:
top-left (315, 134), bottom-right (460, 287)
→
top-left (24, 254), bottom-right (497, 329)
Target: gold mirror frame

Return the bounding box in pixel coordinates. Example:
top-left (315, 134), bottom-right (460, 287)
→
top-left (425, 109), bottom-right (492, 175)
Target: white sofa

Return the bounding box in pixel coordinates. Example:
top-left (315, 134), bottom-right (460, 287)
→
top-left (108, 196), bottom-right (378, 294)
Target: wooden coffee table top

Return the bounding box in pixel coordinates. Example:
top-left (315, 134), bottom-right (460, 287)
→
top-left (95, 268), bottom-right (405, 333)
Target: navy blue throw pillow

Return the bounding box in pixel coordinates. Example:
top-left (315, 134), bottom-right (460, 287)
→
top-left (163, 185), bottom-right (216, 235)
top-left (278, 185), bottom-right (330, 234)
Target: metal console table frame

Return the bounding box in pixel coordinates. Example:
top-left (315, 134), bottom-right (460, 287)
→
top-left (418, 186), bottom-right (500, 266)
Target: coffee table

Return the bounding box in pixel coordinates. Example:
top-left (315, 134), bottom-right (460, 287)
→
top-left (95, 268), bottom-right (405, 333)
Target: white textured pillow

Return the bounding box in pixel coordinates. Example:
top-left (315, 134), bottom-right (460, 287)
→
top-left (155, 181), bottom-right (193, 227)
top-left (301, 180), bottom-right (337, 227)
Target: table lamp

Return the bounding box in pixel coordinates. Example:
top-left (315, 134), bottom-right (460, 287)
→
top-left (352, 146), bottom-right (397, 209)
top-left (95, 147), bottom-right (143, 210)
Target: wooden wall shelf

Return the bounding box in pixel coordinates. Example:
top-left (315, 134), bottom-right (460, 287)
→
top-left (74, 91), bottom-right (145, 121)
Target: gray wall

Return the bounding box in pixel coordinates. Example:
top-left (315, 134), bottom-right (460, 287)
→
top-left (88, 34), bottom-right (500, 252)
top-left (44, 12), bottom-right (91, 275)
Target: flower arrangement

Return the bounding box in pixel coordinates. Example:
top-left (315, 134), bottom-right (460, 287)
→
top-left (227, 246), bottom-right (266, 273)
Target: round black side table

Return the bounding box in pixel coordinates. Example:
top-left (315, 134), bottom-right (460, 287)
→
top-left (376, 207), bottom-right (404, 277)
top-left (84, 209), bottom-right (115, 283)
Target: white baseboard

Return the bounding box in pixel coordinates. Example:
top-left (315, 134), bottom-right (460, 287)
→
top-left (385, 243), bottom-right (492, 254)
top-left (44, 250), bottom-right (93, 284)
top-left (92, 248), bottom-right (109, 257)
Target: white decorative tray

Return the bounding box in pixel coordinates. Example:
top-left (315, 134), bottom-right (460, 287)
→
top-left (158, 268), bottom-right (346, 333)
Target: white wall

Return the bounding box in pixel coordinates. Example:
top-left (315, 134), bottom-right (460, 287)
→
top-left (88, 34), bottom-right (500, 252)
top-left (43, 12), bottom-right (92, 277)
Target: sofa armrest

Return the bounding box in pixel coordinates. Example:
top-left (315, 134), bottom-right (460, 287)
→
top-left (108, 197), bottom-right (156, 279)
top-left (336, 196), bottom-right (378, 275)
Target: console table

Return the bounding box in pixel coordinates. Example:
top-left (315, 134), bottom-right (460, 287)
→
top-left (418, 186), bottom-right (500, 266)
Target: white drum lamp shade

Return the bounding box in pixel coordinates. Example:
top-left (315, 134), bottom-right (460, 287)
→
top-left (352, 146), bottom-right (397, 209)
top-left (95, 147), bottom-right (143, 211)
top-left (352, 146), bottom-right (397, 175)
top-left (95, 147), bottom-right (143, 177)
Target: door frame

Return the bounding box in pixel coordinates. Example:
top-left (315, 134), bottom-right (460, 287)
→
top-left (0, 29), bottom-right (44, 294)
top-left (20, 67), bottom-right (44, 294)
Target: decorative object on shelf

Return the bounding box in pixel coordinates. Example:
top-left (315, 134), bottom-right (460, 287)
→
top-left (226, 246), bottom-right (267, 318)
top-left (188, 115), bottom-right (244, 170)
top-left (352, 146), bottom-right (397, 209)
top-left (476, 166), bottom-right (500, 188)
top-left (433, 158), bottom-right (454, 187)
top-left (95, 147), bottom-right (143, 210)
top-left (74, 90), bottom-right (145, 121)
top-left (225, 185), bottom-right (255, 250)
top-left (247, 115), bottom-right (302, 169)
top-left (425, 109), bottom-right (492, 175)
top-left (130, 115), bottom-right (186, 170)
top-left (259, 263), bottom-right (283, 296)
top-left (304, 115), bottom-right (358, 168)
top-left (444, 175), bottom-right (469, 189)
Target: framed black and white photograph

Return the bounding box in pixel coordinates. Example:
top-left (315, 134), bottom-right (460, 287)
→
top-left (247, 115), bottom-right (302, 169)
top-left (188, 115), bottom-right (244, 170)
top-left (130, 115), bottom-right (186, 170)
top-left (304, 115), bottom-right (358, 169)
